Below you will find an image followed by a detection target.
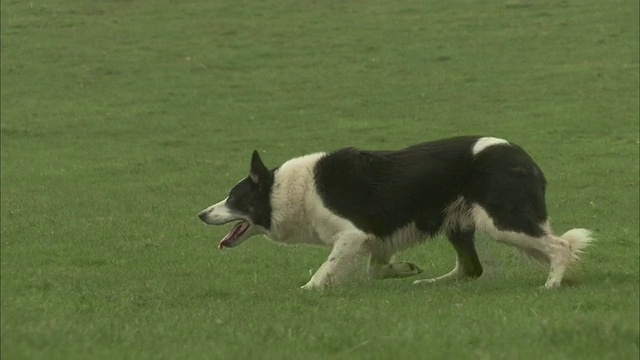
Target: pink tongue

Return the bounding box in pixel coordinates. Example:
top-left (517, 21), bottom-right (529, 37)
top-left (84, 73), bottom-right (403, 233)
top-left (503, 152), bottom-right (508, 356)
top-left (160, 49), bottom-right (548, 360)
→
top-left (218, 222), bottom-right (245, 249)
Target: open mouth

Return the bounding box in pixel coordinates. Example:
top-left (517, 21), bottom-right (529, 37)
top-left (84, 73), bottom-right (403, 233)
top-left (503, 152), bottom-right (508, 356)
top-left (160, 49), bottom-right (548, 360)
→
top-left (218, 221), bottom-right (251, 249)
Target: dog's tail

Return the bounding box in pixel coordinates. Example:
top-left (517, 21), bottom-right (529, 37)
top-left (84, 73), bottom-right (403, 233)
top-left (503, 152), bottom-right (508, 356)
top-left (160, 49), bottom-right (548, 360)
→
top-left (518, 228), bottom-right (594, 267)
top-left (561, 228), bottom-right (594, 264)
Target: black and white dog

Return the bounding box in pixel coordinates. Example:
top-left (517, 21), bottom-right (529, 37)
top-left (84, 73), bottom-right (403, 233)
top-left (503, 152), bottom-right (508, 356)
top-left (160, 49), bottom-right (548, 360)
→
top-left (198, 136), bottom-right (593, 290)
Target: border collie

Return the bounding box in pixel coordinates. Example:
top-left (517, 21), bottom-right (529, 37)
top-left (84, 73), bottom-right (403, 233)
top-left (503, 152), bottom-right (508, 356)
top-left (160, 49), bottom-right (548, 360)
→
top-left (198, 136), bottom-right (593, 290)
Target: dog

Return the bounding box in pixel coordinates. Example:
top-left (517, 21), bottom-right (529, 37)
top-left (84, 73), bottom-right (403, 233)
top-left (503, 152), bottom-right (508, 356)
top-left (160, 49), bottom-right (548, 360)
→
top-left (198, 136), bottom-right (593, 290)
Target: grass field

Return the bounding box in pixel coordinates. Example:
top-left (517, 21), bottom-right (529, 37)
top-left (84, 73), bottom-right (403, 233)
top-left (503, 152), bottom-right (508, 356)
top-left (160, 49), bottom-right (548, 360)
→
top-left (1, 0), bottom-right (639, 359)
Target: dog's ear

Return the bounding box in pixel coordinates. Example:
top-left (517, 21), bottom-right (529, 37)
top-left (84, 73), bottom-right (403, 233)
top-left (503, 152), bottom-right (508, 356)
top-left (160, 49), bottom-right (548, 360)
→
top-left (249, 150), bottom-right (270, 185)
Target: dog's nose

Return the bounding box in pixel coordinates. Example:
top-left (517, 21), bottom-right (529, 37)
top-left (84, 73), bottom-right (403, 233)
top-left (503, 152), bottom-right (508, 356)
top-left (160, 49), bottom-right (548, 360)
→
top-left (198, 211), bottom-right (208, 221)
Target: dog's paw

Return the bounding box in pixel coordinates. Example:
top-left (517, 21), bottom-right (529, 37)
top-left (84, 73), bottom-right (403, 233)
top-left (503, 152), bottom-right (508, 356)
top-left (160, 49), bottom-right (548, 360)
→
top-left (300, 283), bottom-right (322, 290)
top-left (370, 262), bottom-right (422, 280)
top-left (391, 262), bottom-right (422, 277)
top-left (412, 278), bottom-right (437, 285)
top-left (544, 280), bottom-right (562, 289)
top-left (300, 279), bottom-right (328, 290)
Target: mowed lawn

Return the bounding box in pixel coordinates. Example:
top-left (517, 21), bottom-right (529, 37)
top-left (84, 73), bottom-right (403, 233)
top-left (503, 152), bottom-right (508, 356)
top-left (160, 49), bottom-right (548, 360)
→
top-left (1, 0), bottom-right (638, 359)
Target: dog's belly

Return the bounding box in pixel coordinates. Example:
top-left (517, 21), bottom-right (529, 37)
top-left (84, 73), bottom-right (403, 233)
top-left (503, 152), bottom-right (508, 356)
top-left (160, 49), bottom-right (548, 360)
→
top-left (371, 223), bottom-right (428, 254)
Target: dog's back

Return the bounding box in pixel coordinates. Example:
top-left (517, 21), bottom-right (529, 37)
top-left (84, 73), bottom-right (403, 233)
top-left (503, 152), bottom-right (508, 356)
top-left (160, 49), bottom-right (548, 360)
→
top-left (313, 135), bottom-right (545, 238)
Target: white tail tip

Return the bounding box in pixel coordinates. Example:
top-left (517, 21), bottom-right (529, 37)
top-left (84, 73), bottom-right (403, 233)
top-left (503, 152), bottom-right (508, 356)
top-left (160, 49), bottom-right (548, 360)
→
top-left (561, 228), bottom-right (594, 262)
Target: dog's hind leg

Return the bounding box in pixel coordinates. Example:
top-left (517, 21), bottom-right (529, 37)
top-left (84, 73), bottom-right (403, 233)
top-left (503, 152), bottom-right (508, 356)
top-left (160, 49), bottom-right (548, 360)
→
top-left (367, 250), bottom-right (422, 280)
top-left (301, 231), bottom-right (368, 290)
top-left (471, 205), bottom-right (593, 289)
top-left (413, 229), bottom-right (483, 285)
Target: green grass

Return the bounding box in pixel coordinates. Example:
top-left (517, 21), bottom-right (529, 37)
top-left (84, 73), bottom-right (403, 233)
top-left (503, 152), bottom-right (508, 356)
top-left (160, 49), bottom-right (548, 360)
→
top-left (1, 0), bottom-right (639, 359)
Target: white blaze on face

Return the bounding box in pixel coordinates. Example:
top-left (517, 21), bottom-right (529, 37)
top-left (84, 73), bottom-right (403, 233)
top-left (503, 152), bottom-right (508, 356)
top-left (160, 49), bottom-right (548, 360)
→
top-left (472, 137), bottom-right (509, 155)
top-left (199, 198), bottom-right (236, 225)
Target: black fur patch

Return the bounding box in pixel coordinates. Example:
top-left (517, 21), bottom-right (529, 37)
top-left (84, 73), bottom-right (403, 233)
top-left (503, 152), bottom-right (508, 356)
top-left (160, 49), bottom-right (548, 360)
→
top-left (313, 136), bottom-right (548, 238)
top-left (464, 143), bottom-right (548, 237)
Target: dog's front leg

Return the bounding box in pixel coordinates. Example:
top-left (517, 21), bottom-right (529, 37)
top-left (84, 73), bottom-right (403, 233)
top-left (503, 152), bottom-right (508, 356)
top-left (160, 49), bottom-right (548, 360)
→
top-left (301, 231), bottom-right (368, 290)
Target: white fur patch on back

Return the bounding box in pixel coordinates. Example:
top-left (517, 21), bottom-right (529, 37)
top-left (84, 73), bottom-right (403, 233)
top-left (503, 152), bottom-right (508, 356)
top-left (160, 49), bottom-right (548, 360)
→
top-left (472, 137), bottom-right (509, 155)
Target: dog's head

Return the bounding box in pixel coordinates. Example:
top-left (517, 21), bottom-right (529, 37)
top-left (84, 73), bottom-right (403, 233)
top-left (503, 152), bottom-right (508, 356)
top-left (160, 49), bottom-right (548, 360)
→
top-left (198, 150), bottom-right (274, 249)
